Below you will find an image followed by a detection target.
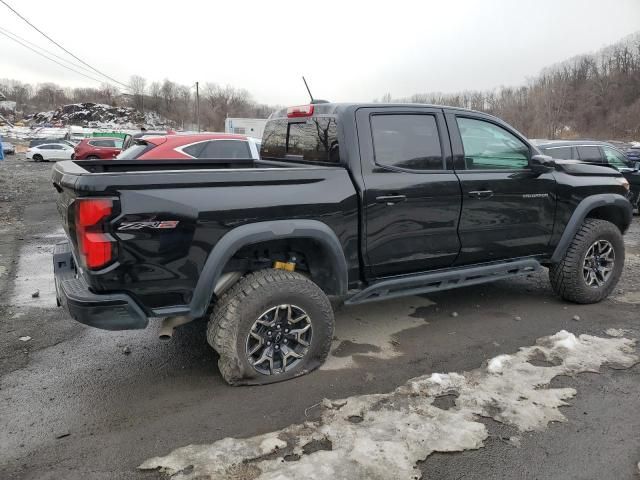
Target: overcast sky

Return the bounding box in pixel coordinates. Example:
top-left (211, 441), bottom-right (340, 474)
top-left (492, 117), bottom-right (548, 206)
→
top-left (1, 0), bottom-right (639, 105)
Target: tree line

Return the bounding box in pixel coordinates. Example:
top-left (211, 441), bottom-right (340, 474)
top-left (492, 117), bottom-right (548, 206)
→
top-left (2, 32), bottom-right (639, 138)
top-left (376, 32), bottom-right (640, 140)
top-left (0, 76), bottom-right (277, 131)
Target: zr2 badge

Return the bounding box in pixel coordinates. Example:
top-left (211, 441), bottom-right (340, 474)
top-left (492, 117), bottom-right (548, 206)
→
top-left (118, 220), bottom-right (180, 231)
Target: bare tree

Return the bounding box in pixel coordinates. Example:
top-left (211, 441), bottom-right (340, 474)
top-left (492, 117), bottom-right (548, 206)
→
top-left (129, 75), bottom-right (147, 111)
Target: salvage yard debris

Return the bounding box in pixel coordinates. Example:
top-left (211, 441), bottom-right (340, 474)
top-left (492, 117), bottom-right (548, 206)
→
top-left (140, 331), bottom-right (638, 480)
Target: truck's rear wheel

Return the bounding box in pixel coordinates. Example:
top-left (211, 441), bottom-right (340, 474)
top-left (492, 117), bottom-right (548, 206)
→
top-left (207, 269), bottom-right (334, 385)
top-left (549, 219), bottom-right (624, 304)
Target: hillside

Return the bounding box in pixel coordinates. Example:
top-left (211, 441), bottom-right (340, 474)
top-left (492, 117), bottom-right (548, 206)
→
top-left (27, 102), bottom-right (170, 129)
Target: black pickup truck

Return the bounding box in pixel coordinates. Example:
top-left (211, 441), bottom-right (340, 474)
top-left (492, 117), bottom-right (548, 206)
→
top-left (52, 103), bottom-right (633, 385)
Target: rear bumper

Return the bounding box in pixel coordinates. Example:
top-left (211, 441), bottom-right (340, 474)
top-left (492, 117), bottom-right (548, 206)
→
top-left (53, 241), bottom-right (148, 330)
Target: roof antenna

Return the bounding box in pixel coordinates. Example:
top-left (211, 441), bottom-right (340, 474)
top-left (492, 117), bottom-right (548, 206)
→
top-left (302, 76), bottom-right (314, 103)
top-left (302, 76), bottom-right (329, 104)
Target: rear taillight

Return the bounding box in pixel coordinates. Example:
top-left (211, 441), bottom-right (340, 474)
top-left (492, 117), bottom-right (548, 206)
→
top-left (75, 198), bottom-right (115, 269)
top-left (287, 104), bottom-right (314, 118)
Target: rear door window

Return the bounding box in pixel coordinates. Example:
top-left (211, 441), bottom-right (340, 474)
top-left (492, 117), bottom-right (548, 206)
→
top-left (90, 139), bottom-right (116, 148)
top-left (370, 114), bottom-right (443, 170)
top-left (542, 146), bottom-right (573, 160)
top-left (576, 146), bottom-right (602, 163)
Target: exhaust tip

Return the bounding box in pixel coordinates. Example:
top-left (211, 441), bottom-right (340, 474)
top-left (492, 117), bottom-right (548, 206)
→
top-left (158, 315), bottom-right (192, 341)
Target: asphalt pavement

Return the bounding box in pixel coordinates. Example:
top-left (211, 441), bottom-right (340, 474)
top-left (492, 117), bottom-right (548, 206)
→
top-left (1, 152), bottom-right (639, 479)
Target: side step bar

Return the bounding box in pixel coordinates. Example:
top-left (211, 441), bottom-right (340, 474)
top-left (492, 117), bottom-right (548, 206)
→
top-left (345, 258), bottom-right (541, 305)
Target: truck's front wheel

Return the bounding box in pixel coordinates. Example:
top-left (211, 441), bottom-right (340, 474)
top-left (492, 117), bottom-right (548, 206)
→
top-left (207, 269), bottom-right (334, 385)
top-left (549, 219), bottom-right (624, 304)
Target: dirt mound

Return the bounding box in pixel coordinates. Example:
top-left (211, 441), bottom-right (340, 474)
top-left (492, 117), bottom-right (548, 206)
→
top-left (29, 103), bottom-right (169, 128)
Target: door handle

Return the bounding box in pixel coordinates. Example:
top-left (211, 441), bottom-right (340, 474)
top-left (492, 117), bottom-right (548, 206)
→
top-left (376, 194), bottom-right (407, 204)
top-left (468, 190), bottom-right (494, 199)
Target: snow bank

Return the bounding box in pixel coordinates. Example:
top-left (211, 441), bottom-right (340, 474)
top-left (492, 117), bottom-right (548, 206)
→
top-left (139, 331), bottom-right (638, 480)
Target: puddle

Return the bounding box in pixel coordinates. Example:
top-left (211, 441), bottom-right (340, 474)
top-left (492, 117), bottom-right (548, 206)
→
top-left (9, 229), bottom-right (65, 308)
top-left (322, 296), bottom-right (435, 370)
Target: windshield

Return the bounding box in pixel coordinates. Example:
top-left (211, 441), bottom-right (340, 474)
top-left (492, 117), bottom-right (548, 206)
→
top-left (603, 145), bottom-right (632, 169)
top-left (116, 142), bottom-right (153, 159)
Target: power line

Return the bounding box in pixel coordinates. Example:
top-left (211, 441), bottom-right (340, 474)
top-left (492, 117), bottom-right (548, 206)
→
top-left (0, 0), bottom-right (131, 90)
top-left (0, 28), bottom-right (111, 86)
top-left (0, 25), bottom-right (100, 78)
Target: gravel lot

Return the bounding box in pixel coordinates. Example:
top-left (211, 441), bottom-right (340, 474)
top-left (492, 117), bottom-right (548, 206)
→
top-left (1, 151), bottom-right (639, 479)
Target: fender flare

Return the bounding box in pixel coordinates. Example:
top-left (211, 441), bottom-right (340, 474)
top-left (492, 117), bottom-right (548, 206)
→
top-left (188, 220), bottom-right (348, 319)
top-left (551, 193), bottom-right (632, 263)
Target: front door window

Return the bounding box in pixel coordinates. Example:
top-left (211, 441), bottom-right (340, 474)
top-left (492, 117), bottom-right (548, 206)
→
top-left (456, 117), bottom-right (529, 170)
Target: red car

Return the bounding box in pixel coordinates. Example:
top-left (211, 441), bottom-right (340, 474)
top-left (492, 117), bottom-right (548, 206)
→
top-left (116, 133), bottom-right (261, 160)
top-left (73, 137), bottom-right (124, 160)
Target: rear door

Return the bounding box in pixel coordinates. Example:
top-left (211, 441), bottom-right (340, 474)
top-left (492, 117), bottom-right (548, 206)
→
top-left (91, 139), bottom-right (120, 158)
top-left (356, 107), bottom-right (462, 278)
top-left (50, 144), bottom-right (66, 159)
top-left (39, 145), bottom-right (54, 160)
top-left (447, 111), bottom-right (556, 265)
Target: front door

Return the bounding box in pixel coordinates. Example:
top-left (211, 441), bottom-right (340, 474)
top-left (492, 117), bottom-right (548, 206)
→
top-left (446, 112), bottom-right (556, 265)
top-left (356, 107), bottom-right (462, 278)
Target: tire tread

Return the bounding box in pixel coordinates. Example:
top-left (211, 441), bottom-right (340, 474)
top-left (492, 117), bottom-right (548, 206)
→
top-left (207, 269), bottom-right (334, 385)
top-left (549, 219), bottom-right (624, 304)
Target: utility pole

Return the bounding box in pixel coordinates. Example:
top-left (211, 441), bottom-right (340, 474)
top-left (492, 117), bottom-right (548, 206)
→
top-left (195, 81), bottom-right (200, 133)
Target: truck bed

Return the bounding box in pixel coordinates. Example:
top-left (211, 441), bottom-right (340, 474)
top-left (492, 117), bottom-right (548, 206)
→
top-left (51, 158), bottom-right (361, 317)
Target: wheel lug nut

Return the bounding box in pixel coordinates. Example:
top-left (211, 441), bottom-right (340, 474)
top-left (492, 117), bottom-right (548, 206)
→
top-left (267, 331), bottom-right (272, 336)
top-left (277, 325), bottom-right (281, 329)
top-left (267, 341), bottom-right (271, 346)
top-left (275, 345), bottom-right (279, 350)
top-left (283, 339), bottom-right (288, 344)
top-left (285, 329), bottom-right (289, 333)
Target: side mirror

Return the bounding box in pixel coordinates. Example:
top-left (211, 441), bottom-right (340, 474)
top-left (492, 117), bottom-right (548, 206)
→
top-left (530, 154), bottom-right (555, 173)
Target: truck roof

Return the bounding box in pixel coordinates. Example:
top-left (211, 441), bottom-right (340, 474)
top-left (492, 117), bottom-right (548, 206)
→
top-left (269, 102), bottom-right (493, 120)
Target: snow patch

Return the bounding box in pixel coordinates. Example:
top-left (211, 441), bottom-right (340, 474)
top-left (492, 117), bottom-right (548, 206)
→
top-left (550, 330), bottom-right (579, 350)
top-left (487, 354), bottom-right (510, 374)
top-left (139, 332), bottom-right (638, 480)
top-left (605, 328), bottom-right (628, 338)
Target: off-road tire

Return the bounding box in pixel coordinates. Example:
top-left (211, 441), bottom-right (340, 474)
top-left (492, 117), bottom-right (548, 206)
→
top-left (33, 154), bottom-right (43, 162)
top-left (549, 219), bottom-right (624, 304)
top-left (207, 269), bottom-right (334, 386)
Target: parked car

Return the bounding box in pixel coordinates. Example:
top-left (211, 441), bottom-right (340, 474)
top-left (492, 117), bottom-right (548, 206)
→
top-left (73, 137), bottom-right (123, 160)
top-left (121, 130), bottom-right (175, 151)
top-left (29, 138), bottom-right (72, 148)
top-left (2, 141), bottom-right (15, 155)
top-left (116, 133), bottom-right (261, 160)
top-left (625, 143), bottom-right (640, 163)
top-left (52, 102), bottom-right (632, 385)
top-left (26, 142), bottom-right (74, 162)
top-left (533, 140), bottom-right (640, 210)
